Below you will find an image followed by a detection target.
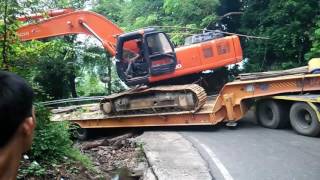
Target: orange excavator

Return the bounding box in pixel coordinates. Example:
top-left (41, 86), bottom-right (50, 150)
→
top-left (16, 9), bottom-right (243, 116)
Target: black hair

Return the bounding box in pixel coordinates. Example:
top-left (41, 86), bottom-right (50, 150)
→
top-left (0, 71), bottom-right (34, 148)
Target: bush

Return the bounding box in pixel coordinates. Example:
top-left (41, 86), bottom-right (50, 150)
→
top-left (30, 105), bottom-right (75, 162)
top-left (27, 105), bottom-right (92, 168)
top-left (18, 161), bottom-right (46, 178)
top-left (18, 105), bottom-right (93, 177)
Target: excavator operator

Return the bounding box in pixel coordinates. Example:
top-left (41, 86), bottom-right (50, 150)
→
top-left (125, 39), bottom-right (146, 78)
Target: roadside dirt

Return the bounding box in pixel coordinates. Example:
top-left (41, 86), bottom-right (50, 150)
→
top-left (76, 132), bottom-right (147, 179)
top-left (18, 132), bottom-right (148, 180)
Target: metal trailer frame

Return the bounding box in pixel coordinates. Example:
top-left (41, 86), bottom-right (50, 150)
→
top-left (52, 73), bottom-right (320, 131)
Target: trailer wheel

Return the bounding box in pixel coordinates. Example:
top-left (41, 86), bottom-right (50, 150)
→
top-left (290, 102), bottom-right (320, 137)
top-left (256, 100), bottom-right (289, 129)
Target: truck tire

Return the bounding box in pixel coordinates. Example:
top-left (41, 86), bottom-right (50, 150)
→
top-left (289, 102), bottom-right (320, 137)
top-left (256, 100), bottom-right (289, 129)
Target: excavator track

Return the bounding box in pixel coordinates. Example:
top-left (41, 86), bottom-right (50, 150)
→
top-left (100, 84), bottom-right (207, 116)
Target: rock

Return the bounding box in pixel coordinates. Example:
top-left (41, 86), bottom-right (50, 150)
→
top-left (23, 155), bottom-right (29, 160)
top-left (97, 150), bottom-right (105, 156)
top-left (100, 146), bottom-right (110, 151)
top-left (91, 148), bottom-right (99, 151)
top-left (106, 166), bottom-right (115, 171)
top-left (130, 162), bottom-right (146, 177)
top-left (121, 140), bottom-right (126, 145)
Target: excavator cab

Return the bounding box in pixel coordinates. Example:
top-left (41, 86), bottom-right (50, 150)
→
top-left (115, 29), bottom-right (177, 86)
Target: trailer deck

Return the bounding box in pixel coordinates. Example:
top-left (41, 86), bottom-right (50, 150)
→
top-left (51, 73), bottom-right (320, 134)
top-left (51, 95), bottom-right (219, 127)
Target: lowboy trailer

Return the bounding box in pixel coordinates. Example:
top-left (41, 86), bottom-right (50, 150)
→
top-left (52, 72), bottom-right (320, 138)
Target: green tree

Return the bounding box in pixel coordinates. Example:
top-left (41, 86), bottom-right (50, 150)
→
top-left (93, 0), bottom-right (123, 23)
top-left (93, 0), bottom-right (221, 44)
top-left (164, 0), bottom-right (220, 27)
top-left (240, 0), bottom-right (319, 71)
top-left (76, 43), bottom-right (125, 96)
top-left (0, 0), bottom-right (22, 70)
top-left (0, 2), bottom-right (93, 177)
top-left (306, 16), bottom-right (320, 59)
top-left (216, 0), bottom-right (243, 32)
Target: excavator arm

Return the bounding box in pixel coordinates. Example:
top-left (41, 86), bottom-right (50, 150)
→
top-left (17, 9), bottom-right (135, 56)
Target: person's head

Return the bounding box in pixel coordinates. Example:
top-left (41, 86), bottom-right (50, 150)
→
top-left (136, 39), bottom-right (143, 53)
top-left (0, 71), bottom-right (35, 152)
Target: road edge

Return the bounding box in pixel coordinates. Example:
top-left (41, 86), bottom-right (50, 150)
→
top-left (135, 131), bottom-right (212, 180)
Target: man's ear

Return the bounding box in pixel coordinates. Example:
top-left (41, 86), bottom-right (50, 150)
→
top-left (21, 117), bottom-right (35, 136)
top-left (19, 117), bottom-right (35, 152)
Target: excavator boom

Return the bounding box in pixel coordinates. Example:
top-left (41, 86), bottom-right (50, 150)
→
top-left (17, 10), bottom-right (129, 56)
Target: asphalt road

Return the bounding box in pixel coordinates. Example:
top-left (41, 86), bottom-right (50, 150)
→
top-left (180, 112), bottom-right (320, 180)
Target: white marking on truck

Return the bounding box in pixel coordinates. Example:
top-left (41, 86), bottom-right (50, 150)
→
top-left (17, 31), bottom-right (29, 37)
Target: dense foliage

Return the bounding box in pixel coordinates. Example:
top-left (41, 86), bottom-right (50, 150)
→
top-left (2, 1), bottom-right (319, 97)
top-left (17, 105), bottom-right (92, 178)
top-left (241, 0), bottom-right (319, 71)
top-left (306, 16), bottom-right (320, 59)
top-left (0, 0), bottom-right (95, 177)
top-left (0, 0), bottom-right (121, 100)
top-left (94, 0), bottom-right (319, 71)
top-left (31, 105), bottom-right (73, 162)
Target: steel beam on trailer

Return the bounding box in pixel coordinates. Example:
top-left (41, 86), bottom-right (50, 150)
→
top-left (69, 112), bottom-right (224, 128)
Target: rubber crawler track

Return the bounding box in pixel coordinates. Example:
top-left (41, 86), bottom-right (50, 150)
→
top-left (100, 84), bottom-right (207, 116)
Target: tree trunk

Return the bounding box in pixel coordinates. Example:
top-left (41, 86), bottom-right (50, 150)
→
top-left (63, 35), bottom-right (78, 97)
top-left (68, 73), bottom-right (78, 98)
top-left (82, 132), bottom-right (134, 150)
top-left (1, 0), bottom-right (9, 70)
top-left (107, 57), bottom-right (112, 94)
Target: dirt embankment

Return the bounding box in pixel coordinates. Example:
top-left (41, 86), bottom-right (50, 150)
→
top-left (76, 132), bottom-right (148, 179)
top-left (19, 132), bottom-right (149, 180)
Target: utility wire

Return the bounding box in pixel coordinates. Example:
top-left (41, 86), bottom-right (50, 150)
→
top-left (37, 96), bottom-right (105, 106)
top-left (146, 25), bottom-right (270, 40)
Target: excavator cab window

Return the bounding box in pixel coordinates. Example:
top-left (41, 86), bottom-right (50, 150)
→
top-left (116, 32), bottom-right (150, 85)
top-left (121, 39), bottom-right (148, 78)
top-left (116, 30), bottom-right (177, 86)
top-left (144, 32), bottom-right (177, 76)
